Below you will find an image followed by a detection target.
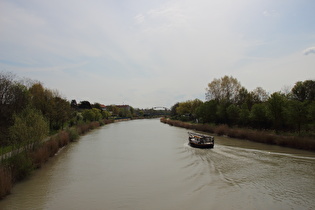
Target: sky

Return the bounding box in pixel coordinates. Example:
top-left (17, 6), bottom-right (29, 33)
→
top-left (0, 0), bottom-right (314, 109)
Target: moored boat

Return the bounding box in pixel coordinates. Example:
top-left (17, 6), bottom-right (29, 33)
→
top-left (188, 132), bottom-right (214, 148)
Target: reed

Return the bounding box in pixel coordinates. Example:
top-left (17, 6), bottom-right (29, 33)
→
top-left (77, 124), bottom-right (90, 135)
top-left (57, 131), bottom-right (70, 148)
top-left (0, 166), bottom-right (12, 199)
top-left (45, 138), bottom-right (59, 157)
top-left (30, 145), bottom-right (49, 168)
top-left (89, 121), bottom-right (100, 130)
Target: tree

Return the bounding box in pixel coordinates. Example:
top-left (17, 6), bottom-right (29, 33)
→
top-left (70, 100), bottom-right (78, 109)
top-left (286, 100), bottom-right (307, 134)
top-left (78, 101), bottom-right (92, 109)
top-left (29, 83), bottom-right (47, 114)
top-left (250, 103), bottom-right (269, 128)
top-left (51, 96), bottom-right (71, 130)
top-left (227, 104), bottom-right (240, 125)
top-left (176, 99), bottom-right (203, 120)
top-left (267, 92), bottom-right (287, 131)
top-left (216, 100), bottom-right (229, 124)
top-left (251, 87), bottom-right (269, 103)
top-left (9, 107), bottom-right (49, 150)
top-left (239, 104), bottom-right (250, 126)
top-left (195, 100), bottom-right (218, 123)
top-left (236, 87), bottom-right (249, 106)
top-left (307, 101), bottom-right (315, 123)
top-left (0, 72), bottom-right (30, 144)
top-left (82, 109), bottom-right (95, 122)
top-left (170, 103), bottom-right (180, 117)
top-left (291, 80), bottom-right (315, 102)
top-left (206, 75), bottom-right (242, 103)
top-left (92, 108), bottom-right (102, 121)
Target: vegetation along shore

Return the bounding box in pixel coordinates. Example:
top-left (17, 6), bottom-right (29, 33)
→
top-left (160, 118), bottom-right (315, 151)
top-left (164, 75), bottom-right (315, 152)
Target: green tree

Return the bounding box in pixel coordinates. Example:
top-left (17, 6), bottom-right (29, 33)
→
top-left (227, 104), bottom-right (240, 125)
top-left (286, 100), bottom-right (308, 134)
top-left (92, 108), bottom-right (102, 121)
top-left (51, 96), bottom-right (71, 130)
top-left (250, 103), bottom-right (269, 128)
top-left (176, 99), bottom-right (203, 121)
top-left (170, 103), bottom-right (180, 118)
top-left (196, 100), bottom-right (218, 123)
top-left (239, 104), bottom-right (250, 126)
top-left (0, 72), bottom-right (30, 139)
top-left (101, 110), bottom-right (111, 119)
top-left (291, 80), bottom-right (315, 102)
top-left (216, 100), bottom-right (229, 124)
top-left (267, 92), bottom-right (287, 131)
top-left (307, 101), bottom-right (315, 124)
top-left (82, 109), bottom-right (95, 122)
top-left (9, 107), bottom-right (49, 151)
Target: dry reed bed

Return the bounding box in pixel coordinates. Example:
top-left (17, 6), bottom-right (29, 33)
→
top-left (160, 118), bottom-right (315, 151)
top-left (0, 119), bottom-right (114, 199)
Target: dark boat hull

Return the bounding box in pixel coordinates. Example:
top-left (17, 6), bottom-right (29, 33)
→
top-left (189, 141), bottom-right (214, 149)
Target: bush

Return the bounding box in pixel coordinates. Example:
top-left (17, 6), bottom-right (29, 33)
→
top-left (68, 127), bottom-right (79, 142)
top-left (8, 153), bottom-right (33, 182)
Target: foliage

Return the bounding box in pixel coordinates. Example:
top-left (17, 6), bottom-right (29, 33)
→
top-left (176, 99), bottom-right (203, 121)
top-left (0, 72), bottom-right (30, 145)
top-left (9, 106), bottom-right (49, 150)
top-left (7, 153), bottom-right (33, 181)
top-left (206, 75), bottom-right (242, 103)
top-left (171, 76), bottom-right (315, 136)
top-left (267, 92), bottom-right (287, 132)
top-left (291, 80), bottom-right (315, 101)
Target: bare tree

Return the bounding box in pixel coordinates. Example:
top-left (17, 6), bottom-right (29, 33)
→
top-left (206, 75), bottom-right (242, 103)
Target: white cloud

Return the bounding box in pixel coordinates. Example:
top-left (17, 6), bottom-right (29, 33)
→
top-left (303, 47), bottom-right (315, 55)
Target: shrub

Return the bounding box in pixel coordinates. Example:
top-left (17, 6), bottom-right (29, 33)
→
top-left (8, 153), bottom-right (33, 182)
top-left (68, 127), bottom-right (79, 142)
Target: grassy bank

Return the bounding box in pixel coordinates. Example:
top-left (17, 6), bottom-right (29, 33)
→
top-left (160, 117), bottom-right (315, 152)
top-left (0, 119), bottom-right (114, 199)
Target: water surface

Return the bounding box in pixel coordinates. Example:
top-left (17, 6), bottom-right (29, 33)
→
top-left (1, 119), bottom-right (314, 209)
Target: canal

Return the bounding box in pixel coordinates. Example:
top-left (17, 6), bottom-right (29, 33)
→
top-left (1, 119), bottom-right (315, 209)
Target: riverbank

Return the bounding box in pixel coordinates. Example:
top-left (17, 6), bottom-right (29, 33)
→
top-left (0, 119), bottom-right (114, 199)
top-left (160, 118), bottom-right (315, 152)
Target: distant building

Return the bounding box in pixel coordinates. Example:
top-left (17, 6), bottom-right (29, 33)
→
top-left (116, 105), bottom-right (130, 111)
top-left (100, 104), bottom-right (107, 111)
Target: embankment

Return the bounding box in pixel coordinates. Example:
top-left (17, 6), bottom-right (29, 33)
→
top-left (160, 118), bottom-right (315, 152)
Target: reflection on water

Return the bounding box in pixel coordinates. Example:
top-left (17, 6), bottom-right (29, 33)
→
top-left (1, 119), bottom-right (315, 210)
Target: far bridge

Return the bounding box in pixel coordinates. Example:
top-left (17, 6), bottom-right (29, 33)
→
top-left (152, 106), bottom-right (169, 110)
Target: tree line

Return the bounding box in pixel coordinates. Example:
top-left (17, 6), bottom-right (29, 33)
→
top-left (0, 71), bottom-right (137, 149)
top-left (171, 76), bottom-right (315, 135)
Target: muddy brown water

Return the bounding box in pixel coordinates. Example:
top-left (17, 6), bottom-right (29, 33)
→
top-left (1, 119), bottom-right (315, 210)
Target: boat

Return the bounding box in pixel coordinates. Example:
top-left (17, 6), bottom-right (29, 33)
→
top-left (188, 132), bottom-right (214, 148)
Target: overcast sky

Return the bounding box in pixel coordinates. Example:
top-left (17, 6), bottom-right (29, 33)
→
top-left (1, 0), bottom-right (314, 108)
